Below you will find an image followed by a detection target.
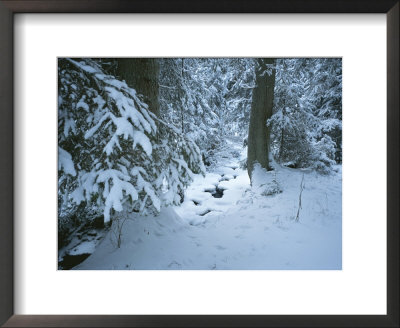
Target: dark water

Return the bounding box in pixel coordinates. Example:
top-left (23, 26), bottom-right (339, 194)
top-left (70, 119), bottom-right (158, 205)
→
top-left (209, 187), bottom-right (224, 198)
top-left (59, 253), bottom-right (91, 270)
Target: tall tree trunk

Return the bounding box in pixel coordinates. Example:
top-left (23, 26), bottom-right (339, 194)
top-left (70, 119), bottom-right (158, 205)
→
top-left (247, 58), bottom-right (276, 179)
top-left (180, 58), bottom-right (185, 133)
top-left (279, 106), bottom-right (286, 162)
top-left (116, 58), bottom-right (160, 116)
top-left (279, 127), bottom-right (285, 162)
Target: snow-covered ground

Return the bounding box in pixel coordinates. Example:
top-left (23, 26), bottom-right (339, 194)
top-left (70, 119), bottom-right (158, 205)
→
top-left (75, 138), bottom-right (342, 270)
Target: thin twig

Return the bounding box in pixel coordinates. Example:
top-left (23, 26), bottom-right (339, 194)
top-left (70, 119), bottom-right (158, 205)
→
top-left (295, 174), bottom-right (305, 222)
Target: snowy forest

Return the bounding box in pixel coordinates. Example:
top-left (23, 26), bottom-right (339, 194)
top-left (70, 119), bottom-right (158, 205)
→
top-left (58, 58), bottom-right (342, 270)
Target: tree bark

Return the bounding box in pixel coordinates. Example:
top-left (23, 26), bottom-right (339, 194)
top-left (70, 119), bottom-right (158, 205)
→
top-left (247, 58), bottom-right (276, 179)
top-left (116, 58), bottom-right (160, 116)
top-left (180, 58), bottom-right (185, 133)
top-left (279, 106), bottom-right (286, 162)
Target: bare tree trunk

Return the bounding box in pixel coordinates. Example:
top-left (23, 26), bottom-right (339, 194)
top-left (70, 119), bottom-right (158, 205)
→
top-left (180, 59), bottom-right (185, 133)
top-left (279, 107), bottom-right (286, 162)
top-left (247, 58), bottom-right (276, 179)
top-left (116, 58), bottom-right (160, 116)
top-left (278, 128), bottom-right (284, 162)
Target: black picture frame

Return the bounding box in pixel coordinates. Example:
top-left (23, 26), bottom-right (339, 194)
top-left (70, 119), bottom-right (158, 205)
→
top-left (0, 1), bottom-right (398, 327)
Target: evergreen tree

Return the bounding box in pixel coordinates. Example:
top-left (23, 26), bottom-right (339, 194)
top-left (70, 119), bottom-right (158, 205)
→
top-left (268, 58), bottom-right (342, 172)
top-left (160, 58), bottom-right (255, 167)
top-left (58, 58), bottom-right (204, 236)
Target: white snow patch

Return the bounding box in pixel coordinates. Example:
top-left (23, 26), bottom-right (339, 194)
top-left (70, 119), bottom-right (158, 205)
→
top-left (58, 147), bottom-right (76, 176)
top-left (69, 241), bottom-right (97, 256)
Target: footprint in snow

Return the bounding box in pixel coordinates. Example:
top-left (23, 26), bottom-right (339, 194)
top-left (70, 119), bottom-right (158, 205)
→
top-left (215, 245), bottom-right (227, 250)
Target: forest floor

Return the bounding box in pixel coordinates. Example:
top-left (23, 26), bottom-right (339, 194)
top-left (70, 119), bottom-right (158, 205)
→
top-left (73, 137), bottom-right (342, 270)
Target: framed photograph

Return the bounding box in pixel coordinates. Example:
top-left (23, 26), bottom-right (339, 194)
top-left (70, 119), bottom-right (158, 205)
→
top-left (1, 0), bottom-right (398, 327)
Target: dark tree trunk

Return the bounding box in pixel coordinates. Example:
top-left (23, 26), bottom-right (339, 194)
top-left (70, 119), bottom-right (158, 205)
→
top-left (247, 58), bottom-right (276, 179)
top-left (279, 127), bottom-right (285, 162)
top-left (116, 58), bottom-right (160, 116)
top-left (279, 107), bottom-right (286, 162)
top-left (180, 58), bottom-right (185, 133)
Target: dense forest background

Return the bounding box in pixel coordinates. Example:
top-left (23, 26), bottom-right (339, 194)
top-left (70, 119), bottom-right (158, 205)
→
top-left (58, 58), bottom-right (342, 267)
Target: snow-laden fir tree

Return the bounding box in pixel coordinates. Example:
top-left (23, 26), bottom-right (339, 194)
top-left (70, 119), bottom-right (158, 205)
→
top-left (58, 58), bottom-right (205, 241)
top-left (268, 58), bottom-right (342, 173)
top-left (223, 58), bottom-right (255, 137)
top-left (159, 58), bottom-right (255, 167)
